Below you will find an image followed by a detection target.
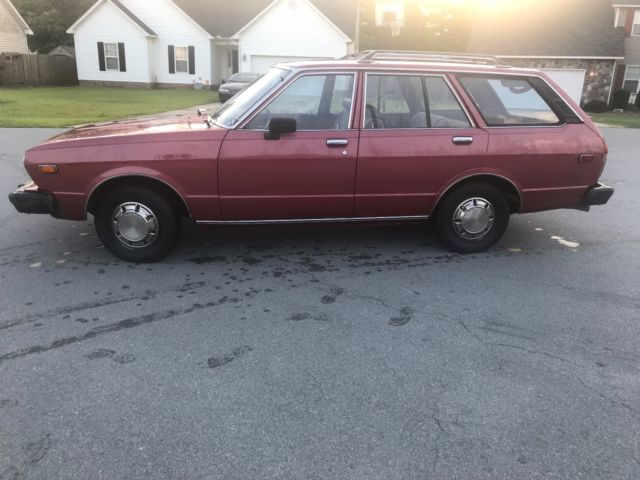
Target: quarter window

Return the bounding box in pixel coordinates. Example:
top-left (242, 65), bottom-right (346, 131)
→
top-left (244, 74), bottom-right (355, 130)
top-left (175, 47), bottom-right (189, 73)
top-left (364, 74), bottom-right (470, 129)
top-left (459, 76), bottom-right (560, 126)
top-left (623, 66), bottom-right (640, 94)
top-left (104, 43), bottom-right (119, 71)
top-left (633, 10), bottom-right (640, 36)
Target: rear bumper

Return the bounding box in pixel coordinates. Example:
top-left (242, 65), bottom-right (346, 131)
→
top-left (581, 183), bottom-right (614, 207)
top-left (8, 181), bottom-right (56, 215)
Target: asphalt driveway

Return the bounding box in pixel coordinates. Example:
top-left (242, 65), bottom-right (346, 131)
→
top-left (0, 127), bottom-right (638, 480)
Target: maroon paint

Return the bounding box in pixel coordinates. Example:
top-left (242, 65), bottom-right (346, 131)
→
top-left (21, 61), bottom-right (607, 224)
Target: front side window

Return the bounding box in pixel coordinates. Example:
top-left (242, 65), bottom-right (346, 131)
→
top-left (104, 43), bottom-right (119, 71)
top-left (459, 76), bottom-right (560, 126)
top-left (175, 47), bottom-right (189, 73)
top-left (244, 74), bottom-right (355, 130)
top-left (364, 74), bottom-right (470, 129)
top-left (623, 66), bottom-right (640, 94)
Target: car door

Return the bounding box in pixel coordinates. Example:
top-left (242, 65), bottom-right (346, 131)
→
top-left (356, 72), bottom-right (488, 217)
top-left (218, 72), bottom-right (358, 220)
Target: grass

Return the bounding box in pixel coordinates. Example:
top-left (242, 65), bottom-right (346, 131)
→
top-left (0, 87), bottom-right (219, 128)
top-left (589, 112), bottom-right (640, 129)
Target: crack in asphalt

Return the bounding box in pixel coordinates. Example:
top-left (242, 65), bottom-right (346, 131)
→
top-left (0, 296), bottom-right (239, 365)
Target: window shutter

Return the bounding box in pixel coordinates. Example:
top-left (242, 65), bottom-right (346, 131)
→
top-left (97, 42), bottom-right (106, 71)
top-left (625, 8), bottom-right (635, 37)
top-left (118, 43), bottom-right (126, 72)
top-left (168, 45), bottom-right (175, 74)
top-left (188, 46), bottom-right (195, 75)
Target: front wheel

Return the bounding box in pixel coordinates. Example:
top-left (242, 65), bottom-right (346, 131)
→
top-left (95, 186), bottom-right (180, 262)
top-left (434, 183), bottom-right (510, 253)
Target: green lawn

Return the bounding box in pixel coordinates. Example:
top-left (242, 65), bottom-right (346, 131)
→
top-left (0, 87), bottom-right (219, 128)
top-left (589, 112), bottom-right (640, 129)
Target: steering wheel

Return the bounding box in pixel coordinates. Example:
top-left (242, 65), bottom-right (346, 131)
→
top-left (365, 104), bottom-right (383, 129)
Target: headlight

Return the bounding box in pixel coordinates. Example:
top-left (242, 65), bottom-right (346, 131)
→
top-left (219, 88), bottom-right (230, 93)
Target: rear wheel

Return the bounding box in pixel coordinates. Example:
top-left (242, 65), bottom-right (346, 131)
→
top-left (434, 182), bottom-right (510, 253)
top-left (95, 186), bottom-right (180, 262)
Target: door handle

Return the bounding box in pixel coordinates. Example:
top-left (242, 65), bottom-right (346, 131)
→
top-left (326, 139), bottom-right (349, 147)
top-left (452, 136), bottom-right (474, 145)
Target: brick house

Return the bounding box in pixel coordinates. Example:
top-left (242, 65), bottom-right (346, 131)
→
top-left (466, 0), bottom-right (625, 106)
top-left (612, 0), bottom-right (640, 103)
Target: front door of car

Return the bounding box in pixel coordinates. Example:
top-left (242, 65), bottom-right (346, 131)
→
top-left (356, 73), bottom-right (488, 217)
top-left (219, 73), bottom-right (358, 220)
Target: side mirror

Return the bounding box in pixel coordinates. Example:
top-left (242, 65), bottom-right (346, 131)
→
top-left (265, 117), bottom-right (297, 140)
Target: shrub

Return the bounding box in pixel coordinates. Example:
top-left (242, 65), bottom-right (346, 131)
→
top-left (612, 89), bottom-right (631, 109)
top-left (582, 99), bottom-right (609, 113)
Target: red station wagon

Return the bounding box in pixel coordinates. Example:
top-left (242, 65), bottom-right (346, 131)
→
top-left (9, 51), bottom-right (614, 262)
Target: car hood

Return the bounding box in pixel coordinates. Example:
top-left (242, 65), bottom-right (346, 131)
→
top-left (41, 113), bottom-right (217, 145)
top-left (219, 82), bottom-right (248, 91)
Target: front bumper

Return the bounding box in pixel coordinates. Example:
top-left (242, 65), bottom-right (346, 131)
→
top-left (8, 181), bottom-right (56, 215)
top-left (582, 183), bottom-right (614, 207)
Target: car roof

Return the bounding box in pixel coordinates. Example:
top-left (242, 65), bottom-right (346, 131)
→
top-left (273, 59), bottom-right (545, 77)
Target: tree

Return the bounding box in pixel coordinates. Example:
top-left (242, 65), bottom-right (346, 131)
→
top-left (12, 0), bottom-right (95, 53)
top-left (359, 0), bottom-right (475, 53)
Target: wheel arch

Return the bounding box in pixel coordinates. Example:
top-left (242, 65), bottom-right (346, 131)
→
top-left (86, 174), bottom-right (192, 219)
top-left (432, 173), bottom-right (523, 214)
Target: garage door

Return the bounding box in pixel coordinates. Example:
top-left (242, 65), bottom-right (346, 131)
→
top-left (540, 68), bottom-right (586, 104)
top-left (251, 55), bottom-right (320, 73)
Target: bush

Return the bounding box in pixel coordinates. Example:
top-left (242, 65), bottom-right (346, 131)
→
top-left (612, 89), bottom-right (631, 109)
top-left (582, 99), bottom-right (609, 113)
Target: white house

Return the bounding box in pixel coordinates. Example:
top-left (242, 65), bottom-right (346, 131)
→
top-left (0, 0), bottom-right (33, 54)
top-left (67, 0), bottom-right (357, 88)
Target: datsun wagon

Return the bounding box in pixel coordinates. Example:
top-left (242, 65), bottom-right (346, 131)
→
top-left (9, 51), bottom-right (614, 262)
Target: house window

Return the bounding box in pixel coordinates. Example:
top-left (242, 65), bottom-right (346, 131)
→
top-left (104, 43), bottom-right (119, 71)
top-left (623, 65), bottom-right (640, 93)
top-left (175, 47), bottom-right (189, 73)
top-left (633, 10), bottom-right (640, 36)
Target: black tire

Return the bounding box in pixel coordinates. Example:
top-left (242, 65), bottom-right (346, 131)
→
top-left (434, 182), bottom-right (510, 253)
top-left (95, 186), bottom-right (180, 262)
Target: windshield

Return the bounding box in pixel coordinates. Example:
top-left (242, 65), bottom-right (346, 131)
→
top-left (213, 68), bottom-right (292, 128)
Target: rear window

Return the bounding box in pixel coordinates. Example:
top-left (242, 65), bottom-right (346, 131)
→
top-left (459, 76), bottom-right (561, 126)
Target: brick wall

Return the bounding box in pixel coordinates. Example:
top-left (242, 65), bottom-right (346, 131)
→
top-left (504, 58), bottom-right (616, 106)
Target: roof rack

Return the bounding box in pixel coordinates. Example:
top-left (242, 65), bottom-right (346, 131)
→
top-left (351, 50), bottom-right (508, 67)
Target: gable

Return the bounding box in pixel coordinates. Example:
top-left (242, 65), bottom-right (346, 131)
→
top-left (68, 0), bottom-right (157, 36)
top-left (173, 0), bottom-right (356, 39)
top-left (0, 0), bottom-right (33, 34)
top-left (237, 0), bottom-right (350, 45)
top-left (467, 0), bottom-right (624, 58)
top-left (68, 0), bottom-right (150, 38)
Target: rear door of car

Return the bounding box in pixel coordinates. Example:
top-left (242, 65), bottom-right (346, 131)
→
top-left (355, 71), bottom-right (488, 217)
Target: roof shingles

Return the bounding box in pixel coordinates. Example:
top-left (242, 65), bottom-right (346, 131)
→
top-left (173, 0), bottom-right (357, 39)
top-left (467, 0), bottom-right (624, 59)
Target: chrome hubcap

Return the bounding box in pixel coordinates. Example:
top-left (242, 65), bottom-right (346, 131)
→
top-left (112, 202), bottom-right (158, 248)
top-left (453, 197), bottom-right (495, 240)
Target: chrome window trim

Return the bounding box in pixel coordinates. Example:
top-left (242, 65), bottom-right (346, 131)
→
top-left (239, 71), bottom-right (358, 132)
top-left (455, 72), bottom-right (584, 126)
top-left (222, 65), bottom-right (584, 129)
top-left (361, 71), bottom-right (476, 130)
top-left (197, 215), bottom-right (429, 225)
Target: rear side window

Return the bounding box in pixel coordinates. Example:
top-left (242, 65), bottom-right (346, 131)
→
top-left (364, 74), bottom-right (471, 129)
top-left (459, 76), bottom-right (560, 126)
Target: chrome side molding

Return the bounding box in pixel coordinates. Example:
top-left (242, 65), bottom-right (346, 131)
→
top-left (197, 215), bottom-right (430, 226)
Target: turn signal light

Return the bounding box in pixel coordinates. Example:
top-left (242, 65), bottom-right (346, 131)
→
top-left (38, 164), bottom-right (59, 174)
